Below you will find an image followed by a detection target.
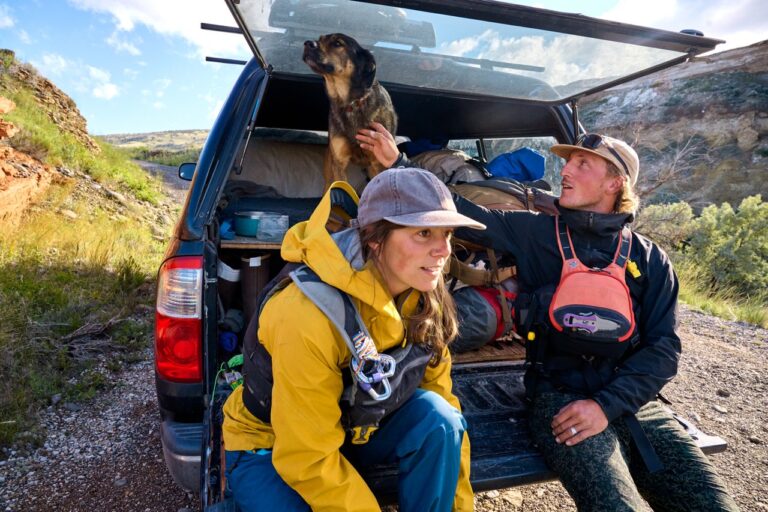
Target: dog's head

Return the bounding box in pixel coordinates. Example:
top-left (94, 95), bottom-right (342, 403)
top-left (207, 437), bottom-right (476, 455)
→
top-left (303, 33), bottom-right (376, 89)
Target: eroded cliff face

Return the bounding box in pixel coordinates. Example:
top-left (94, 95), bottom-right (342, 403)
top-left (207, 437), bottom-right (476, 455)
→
top-left (0, 49), bottom-right (101, 229)
top-left (581, 40), bottom-right (768, 210)
top-left (0, 93), bottom-right (53, 228)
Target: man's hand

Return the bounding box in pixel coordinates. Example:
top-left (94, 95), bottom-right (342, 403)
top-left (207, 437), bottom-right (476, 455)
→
top-left (355, 122), bottom-right (400, 167)
top-left (551, 399), bottom-right (609, 446)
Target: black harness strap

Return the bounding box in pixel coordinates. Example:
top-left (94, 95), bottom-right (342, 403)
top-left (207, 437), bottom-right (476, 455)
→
top-left (624, 414), bottom-right (665, 473)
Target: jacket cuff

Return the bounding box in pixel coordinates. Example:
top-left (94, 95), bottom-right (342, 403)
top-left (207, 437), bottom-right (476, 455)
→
top-left (592, 393), bottom-right (623, 423)
top-left (391, 152), bottom-right (407, 167)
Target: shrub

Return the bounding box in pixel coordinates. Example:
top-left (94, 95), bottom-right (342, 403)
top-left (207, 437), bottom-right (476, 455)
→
top-left (634, 202), bottom-right (695, 252)
top-left (686, 195), bottom-right (768, 298)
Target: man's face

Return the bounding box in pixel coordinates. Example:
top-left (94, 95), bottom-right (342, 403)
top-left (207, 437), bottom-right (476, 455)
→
top-left (559, 150), bottom-right (622, 213)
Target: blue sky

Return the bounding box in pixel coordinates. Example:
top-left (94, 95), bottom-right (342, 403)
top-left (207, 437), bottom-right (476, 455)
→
top-left (1, 0), bottom-right (765, 135)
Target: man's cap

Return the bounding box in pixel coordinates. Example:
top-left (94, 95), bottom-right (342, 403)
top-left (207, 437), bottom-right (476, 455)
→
top-left (353, 168), bottom-right (486, 230)
top-left (551, 134), bottom-right (639, 186)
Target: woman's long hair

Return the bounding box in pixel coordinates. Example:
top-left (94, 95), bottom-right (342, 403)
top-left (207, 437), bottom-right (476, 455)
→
top-left (359, 220), bottom-right (459, 366)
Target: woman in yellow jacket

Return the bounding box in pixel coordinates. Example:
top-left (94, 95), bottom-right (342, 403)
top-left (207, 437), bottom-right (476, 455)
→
top-left (222, 168), bottom-right (484, 511)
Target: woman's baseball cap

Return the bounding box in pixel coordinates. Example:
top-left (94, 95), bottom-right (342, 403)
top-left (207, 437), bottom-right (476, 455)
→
top-left (352, 168), bottom-right (486, 230)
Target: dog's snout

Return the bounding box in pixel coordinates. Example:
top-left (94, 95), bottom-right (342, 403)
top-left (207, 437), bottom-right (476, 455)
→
top-left (304, 40), bottom-right (317, 49)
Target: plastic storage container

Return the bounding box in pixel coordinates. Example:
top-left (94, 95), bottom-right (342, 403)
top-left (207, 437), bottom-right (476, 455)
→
top-left (257, 214), bottom-right (289, 242)
top-left (234, 211), bottom-right (262, 237)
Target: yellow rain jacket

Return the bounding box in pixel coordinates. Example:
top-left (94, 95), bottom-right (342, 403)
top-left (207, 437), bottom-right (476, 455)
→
top-left (223, 182), bottom-right (473, 511)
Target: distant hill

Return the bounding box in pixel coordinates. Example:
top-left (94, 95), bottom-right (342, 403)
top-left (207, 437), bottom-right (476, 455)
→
top-left (581, 40), bottom-right (768, 210)
top-left (102, 129), bottom-right (209, 152)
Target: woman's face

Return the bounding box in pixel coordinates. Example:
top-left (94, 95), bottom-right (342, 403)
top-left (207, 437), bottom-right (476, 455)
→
top-left (371, 226), bottom-right (453, 297)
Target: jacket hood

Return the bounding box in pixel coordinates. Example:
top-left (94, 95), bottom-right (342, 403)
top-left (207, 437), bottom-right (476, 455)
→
top-left (281, 181), bottom-right (413, 315)
top-left (556, 202), bottom-right (633, 237)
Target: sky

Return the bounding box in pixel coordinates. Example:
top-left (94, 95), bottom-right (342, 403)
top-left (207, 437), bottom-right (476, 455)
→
top-left (1, 0), bottom-right (766, 136)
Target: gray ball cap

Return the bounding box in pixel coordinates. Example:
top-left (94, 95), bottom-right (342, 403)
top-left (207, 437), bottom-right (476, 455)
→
top-left (353, 168), bottom-right (486, 230)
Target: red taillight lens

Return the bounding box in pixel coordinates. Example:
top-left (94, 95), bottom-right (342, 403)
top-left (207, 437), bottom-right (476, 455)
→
top-left (155, 256), bottom-right (203, 382)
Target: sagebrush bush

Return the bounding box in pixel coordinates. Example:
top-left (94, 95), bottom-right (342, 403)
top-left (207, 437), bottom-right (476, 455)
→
top-left (634, 197), bottom-right (767, 326)
top-left (687, 195), bottom-right (768, 298)
top-left (634, 202), bottom-right (695, 252)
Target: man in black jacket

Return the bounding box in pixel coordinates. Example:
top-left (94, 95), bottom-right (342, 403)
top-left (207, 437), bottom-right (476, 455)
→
top-left (356, 125), bottom-right (738, 511)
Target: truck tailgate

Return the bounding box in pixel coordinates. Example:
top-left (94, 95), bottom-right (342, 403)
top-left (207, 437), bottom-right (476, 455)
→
top-left (363, 361), bottom-right (727, 502)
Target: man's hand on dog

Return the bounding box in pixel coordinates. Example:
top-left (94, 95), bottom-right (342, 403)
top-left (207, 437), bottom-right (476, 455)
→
top-left (355, 122), bottom-right (400, 168)
top-left (551, 399), bottom-right (609, 446)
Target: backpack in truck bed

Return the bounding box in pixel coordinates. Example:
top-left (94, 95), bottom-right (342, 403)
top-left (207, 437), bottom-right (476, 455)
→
top-left (447, 177), bottom-right (558, 353)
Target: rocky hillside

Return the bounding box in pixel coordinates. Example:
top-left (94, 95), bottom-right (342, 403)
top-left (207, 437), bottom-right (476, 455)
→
top-left (0, 49), bottom-right (103, 227)
top-left (581, 40), bottom-right (768, 209)
top-left (1, 50), bottom-right (99, 153)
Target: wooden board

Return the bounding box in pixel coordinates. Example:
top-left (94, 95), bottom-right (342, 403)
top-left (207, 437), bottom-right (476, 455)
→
top-left (220, 236), bottom-right (281, 250)
top-left (453, 338), bottom-right (526, 364)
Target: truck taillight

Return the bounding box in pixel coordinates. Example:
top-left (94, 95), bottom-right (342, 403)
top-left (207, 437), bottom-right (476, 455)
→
top-left (155, 256), bottom-right (203, 382)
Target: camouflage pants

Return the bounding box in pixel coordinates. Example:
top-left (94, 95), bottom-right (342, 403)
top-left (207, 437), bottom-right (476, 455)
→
top-left (529, 392), bottom-right (739, 512)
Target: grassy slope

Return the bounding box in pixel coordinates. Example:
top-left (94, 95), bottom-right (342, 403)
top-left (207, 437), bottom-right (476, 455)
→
top-left (0, 62), bottom-right (170, 446)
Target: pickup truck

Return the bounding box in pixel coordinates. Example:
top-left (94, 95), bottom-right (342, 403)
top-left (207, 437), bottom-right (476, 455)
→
top-left (153, 0), bottom-right (727, 509)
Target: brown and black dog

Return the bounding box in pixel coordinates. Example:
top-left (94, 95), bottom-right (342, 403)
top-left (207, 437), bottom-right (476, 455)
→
top-left (303, 33), bottom-right (397, 190)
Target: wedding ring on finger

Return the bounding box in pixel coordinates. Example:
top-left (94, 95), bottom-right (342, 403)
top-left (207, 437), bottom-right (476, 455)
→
top-left (570, 427), bottom-right (578, 436)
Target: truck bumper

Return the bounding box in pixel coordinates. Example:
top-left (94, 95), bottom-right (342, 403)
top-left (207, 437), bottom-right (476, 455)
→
top-left (161, 419), bottom-right (203, 492)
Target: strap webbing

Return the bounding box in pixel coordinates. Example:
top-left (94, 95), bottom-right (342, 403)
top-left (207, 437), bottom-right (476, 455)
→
top-left (625, 414), bottom-right (665, 473)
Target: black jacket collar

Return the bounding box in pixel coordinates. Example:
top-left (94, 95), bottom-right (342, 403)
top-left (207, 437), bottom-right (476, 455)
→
top-left (556, 202), bottom-right (633, 238)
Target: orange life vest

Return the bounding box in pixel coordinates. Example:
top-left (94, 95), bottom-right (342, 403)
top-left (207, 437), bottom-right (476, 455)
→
top-left (548, 215), bottom-right (635, 355)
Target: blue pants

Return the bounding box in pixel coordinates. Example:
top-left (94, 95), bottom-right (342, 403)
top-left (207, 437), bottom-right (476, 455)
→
top-left (225, 389), bottom-right (466, 512)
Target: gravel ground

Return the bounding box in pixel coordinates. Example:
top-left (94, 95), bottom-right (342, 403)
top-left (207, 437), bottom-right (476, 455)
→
top-left (0, 306), bottom-right (766, 511)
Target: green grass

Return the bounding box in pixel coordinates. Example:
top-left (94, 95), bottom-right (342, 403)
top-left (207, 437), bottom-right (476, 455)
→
top-left (0, 181), bottom-right (166, 445)
top-left (0, 60), bottom-right (168, 446)
top-left (675, 258), bottom-right (768, 328)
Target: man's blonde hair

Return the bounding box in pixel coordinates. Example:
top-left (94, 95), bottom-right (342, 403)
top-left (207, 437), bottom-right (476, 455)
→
top-left (607, 162), bottom-right (639, 214)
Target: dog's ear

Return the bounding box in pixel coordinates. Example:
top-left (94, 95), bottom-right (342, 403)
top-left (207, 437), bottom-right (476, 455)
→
top-left (358, 48), bottom-right (376, 89)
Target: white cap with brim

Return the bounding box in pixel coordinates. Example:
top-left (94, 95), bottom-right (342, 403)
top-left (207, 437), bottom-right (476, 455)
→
top-left (551, 134), bottom-right (639, 187)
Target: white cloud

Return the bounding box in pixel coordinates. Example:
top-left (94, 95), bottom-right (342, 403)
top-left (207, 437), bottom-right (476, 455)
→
top-left (436, 30), bottom-right (666, 89)
top-left (439, 32), bottom-right (484, 56)
top-left (67, 0), bottom-right (250, 60)
top-left (106, 30), bottom-right (141, 56)
top-left (88, 66), bottom-right (120, 99)
top-left (93, 82), bottom-right (119, 99)
top-left (88, 66), bottom-right (111, 83)
top-left (123, 67), bottom-right (139, 79)
top-left (33, 53), bottom-right (72, 76)
top-left (208, 99), bottom-right (224, 122)
top-left (0, 4), bottom-right (14, 29)
top-left (601, 0), bottom-right (768, 52)
top-left (153, 101), bottom-right (165, 109)
top-left (18, 28), bottom-right (30, 44)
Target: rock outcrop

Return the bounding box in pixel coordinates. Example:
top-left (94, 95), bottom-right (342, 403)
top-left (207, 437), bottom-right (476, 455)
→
top-left (7, 59), bottom-right (101, 154)
top-left (0, 95), bottom-right (53, 228)
top-left (582, 40), bottom-right (768, 210)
